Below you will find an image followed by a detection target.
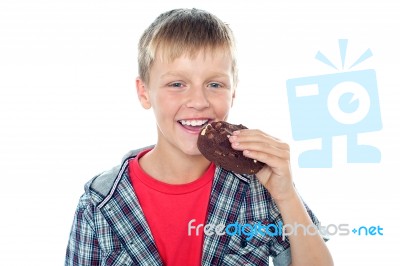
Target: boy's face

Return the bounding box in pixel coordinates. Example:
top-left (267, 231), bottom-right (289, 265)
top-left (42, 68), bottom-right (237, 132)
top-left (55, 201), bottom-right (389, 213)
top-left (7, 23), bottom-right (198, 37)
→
top-left (136, 48), bottom-right (236, 156)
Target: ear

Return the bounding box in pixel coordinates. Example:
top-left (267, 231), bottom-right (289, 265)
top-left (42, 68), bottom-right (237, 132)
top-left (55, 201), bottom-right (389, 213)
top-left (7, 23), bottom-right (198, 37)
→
top-left (136, 77), bottom-right (152, 109)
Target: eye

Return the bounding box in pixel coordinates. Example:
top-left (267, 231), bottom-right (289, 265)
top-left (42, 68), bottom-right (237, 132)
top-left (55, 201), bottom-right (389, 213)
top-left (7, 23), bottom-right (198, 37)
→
top-left (168, 82), bottom-right (184, 88)
top-left (208, 82), bottom-right (223, 89)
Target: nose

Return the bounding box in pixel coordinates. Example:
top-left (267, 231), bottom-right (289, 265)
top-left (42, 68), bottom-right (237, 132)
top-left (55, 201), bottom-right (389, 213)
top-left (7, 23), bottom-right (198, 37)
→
top-left (186, 86), bottom-right (210, 110)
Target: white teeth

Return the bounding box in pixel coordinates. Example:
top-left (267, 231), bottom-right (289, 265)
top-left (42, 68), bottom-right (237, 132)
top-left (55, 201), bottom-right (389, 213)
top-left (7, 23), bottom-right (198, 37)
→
top-left (180, 119), bottom-right (208, 126)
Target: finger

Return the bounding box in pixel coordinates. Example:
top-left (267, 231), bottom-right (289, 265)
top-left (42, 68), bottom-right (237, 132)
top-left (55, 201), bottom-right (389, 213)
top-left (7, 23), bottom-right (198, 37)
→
top-left (230, 139), bottom-right (290, 160)
top-left (243, 149), bottom-right (290, 173)
top-left (230, 130), bottom-right (288, 151)
top-left (233, 128), bottom-right (281, 141)
top-left (232, 142), bottom-right (290, 160)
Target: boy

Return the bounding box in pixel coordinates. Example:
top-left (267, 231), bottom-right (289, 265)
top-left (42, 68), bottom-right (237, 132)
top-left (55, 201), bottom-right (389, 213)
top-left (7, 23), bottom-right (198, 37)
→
top-left (65, 8), bottom-right (333, 265)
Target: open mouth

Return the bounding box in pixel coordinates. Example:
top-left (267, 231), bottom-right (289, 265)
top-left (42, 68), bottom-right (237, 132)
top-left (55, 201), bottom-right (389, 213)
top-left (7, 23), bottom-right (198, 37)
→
top-left (178, 119), bottom-right (210, 129)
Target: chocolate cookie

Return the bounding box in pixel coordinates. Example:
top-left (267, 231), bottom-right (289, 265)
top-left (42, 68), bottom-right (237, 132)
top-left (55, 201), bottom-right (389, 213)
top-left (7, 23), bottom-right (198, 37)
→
top-left (197, 121), bottom-right (265, 175)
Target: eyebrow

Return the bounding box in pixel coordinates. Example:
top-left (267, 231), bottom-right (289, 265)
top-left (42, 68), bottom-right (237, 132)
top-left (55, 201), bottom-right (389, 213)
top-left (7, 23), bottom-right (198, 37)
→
top-left (160, 71), bottom-right (185, 79)
top-left (160, 71), bottom-right (230, 79)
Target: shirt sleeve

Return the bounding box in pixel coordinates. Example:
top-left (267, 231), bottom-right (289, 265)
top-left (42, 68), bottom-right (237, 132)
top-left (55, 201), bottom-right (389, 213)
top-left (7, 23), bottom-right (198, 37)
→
top-left (268, 195), bottom-right (329, 266)
top-left (273, 247), bottom-right (292, 266)
top-left (65, 193), bottom-right (101, 266)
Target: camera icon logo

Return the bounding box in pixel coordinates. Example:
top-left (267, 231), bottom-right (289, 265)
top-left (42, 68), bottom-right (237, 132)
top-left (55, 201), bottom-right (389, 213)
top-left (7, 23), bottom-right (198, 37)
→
top-left (286, 40), bottom-right (382, 168)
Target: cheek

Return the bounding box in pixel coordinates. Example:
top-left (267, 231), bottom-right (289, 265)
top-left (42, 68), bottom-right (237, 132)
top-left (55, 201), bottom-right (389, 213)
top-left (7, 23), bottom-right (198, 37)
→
top-left (153, 95), bottom-right (178, 118)
top-left (211, 94), bottom-right (233, 115)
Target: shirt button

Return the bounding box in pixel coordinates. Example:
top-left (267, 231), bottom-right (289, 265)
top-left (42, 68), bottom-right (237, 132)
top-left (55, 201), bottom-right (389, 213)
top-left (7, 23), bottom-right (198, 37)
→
top-left (240, 239), bottom-right (247, 248)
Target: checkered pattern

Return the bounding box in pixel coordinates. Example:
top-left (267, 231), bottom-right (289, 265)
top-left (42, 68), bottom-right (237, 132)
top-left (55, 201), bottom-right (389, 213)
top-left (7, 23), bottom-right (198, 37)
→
top-left (65, 149), bottom-right (323, 265)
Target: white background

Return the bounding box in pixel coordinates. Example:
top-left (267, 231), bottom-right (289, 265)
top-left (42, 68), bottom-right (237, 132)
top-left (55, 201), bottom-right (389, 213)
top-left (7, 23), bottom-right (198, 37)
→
top-left (1, 0), bottom-right (399, 265)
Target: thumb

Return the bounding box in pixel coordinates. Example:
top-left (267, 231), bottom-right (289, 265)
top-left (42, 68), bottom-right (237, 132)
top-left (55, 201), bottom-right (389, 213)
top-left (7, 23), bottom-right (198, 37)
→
top-left (255, 166), bottom-right (273, 188)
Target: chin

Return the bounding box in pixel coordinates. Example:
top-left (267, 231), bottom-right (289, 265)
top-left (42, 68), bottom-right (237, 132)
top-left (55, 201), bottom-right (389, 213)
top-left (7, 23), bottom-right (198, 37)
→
top-left (180, 145), bottom-right (202, 157)
top-left (184, 149), bottom-right (202, 157)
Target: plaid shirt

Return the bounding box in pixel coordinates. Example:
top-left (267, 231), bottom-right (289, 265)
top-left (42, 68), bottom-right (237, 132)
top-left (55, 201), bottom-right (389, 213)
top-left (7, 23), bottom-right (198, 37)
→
top-left (65, 147), bottom-right (323, 265)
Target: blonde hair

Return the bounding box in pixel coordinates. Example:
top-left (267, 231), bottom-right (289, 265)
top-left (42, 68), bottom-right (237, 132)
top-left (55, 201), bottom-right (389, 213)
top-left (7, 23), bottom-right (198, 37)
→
top-left (138, 8), bottom-right (238, 86)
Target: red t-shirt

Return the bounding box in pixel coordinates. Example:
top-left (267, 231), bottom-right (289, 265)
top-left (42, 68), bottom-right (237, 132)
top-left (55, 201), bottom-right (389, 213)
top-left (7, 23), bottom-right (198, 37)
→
top-left (129, 149), bottom-right (215, 265)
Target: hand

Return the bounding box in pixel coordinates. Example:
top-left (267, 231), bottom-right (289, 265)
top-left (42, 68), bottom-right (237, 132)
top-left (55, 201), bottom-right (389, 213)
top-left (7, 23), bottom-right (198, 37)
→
top-left (228, 129), bottom-right (296, 202)
top-left (229, 129), bottom-right (334, 266)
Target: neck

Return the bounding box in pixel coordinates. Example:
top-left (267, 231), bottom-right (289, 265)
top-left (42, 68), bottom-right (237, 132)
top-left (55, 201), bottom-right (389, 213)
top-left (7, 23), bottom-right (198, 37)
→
top-left (139, 145), bottom-right (211, 185)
